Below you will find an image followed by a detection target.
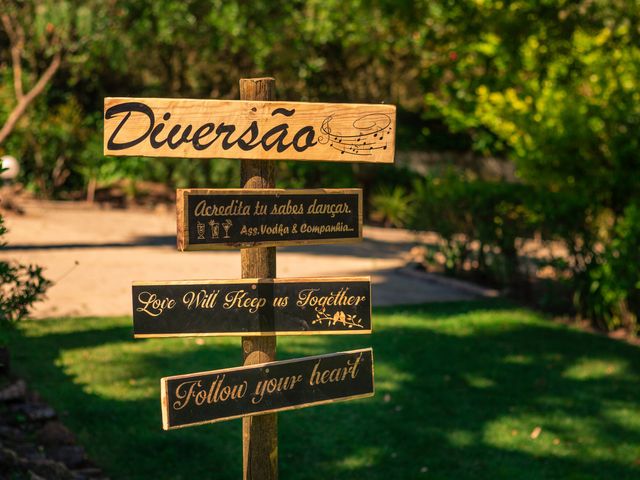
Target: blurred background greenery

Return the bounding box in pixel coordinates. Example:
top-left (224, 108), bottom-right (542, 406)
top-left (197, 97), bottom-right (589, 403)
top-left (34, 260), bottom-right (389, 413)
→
top-left (1, 0), bottom-right (638, 333)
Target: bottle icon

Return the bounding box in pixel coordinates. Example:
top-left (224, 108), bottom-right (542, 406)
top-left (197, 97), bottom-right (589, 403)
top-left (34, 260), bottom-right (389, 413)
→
top-left (209, 219), bottom-right (220, 239)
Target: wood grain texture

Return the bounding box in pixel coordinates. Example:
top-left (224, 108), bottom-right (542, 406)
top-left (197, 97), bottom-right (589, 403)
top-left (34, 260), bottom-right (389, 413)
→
top-left (176, 188), bottom-right (363, 250)
top-left (240, 77), bottom-right (278, 480)
top-left (103, 95), bottom-right (396, 163)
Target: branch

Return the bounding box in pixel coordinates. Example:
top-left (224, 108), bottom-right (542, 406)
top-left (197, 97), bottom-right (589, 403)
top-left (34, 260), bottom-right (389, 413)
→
top-left (0, 50), bottom-right (61, 145)
top-left (1, 13), bottom-right (24, 100)
top-left (0, 13), bottom-right (16, 42)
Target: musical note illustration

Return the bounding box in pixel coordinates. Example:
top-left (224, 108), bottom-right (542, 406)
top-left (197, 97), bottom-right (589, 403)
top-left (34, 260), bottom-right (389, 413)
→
top-left (318, 112), bottom-right (391, 156)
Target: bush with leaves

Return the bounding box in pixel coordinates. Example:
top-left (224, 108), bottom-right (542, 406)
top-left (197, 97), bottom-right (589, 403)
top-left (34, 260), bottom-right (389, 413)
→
top-left (370, 185), bottom-right (414, 228)
top-left (410, 172), bottom-right (475, 276)
top-left (410, 172), bottom-right (542, 285)
top-left (576, 203), bottom-right (640, 333)
top-left (0, 215), bottom-right (51, 326)
top-left (408, 170), bottom-right (640, 334)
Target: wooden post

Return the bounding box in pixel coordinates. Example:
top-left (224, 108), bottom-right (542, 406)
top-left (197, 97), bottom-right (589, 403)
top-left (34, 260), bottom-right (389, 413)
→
top-left (240, 77), bottom-right (278, 480)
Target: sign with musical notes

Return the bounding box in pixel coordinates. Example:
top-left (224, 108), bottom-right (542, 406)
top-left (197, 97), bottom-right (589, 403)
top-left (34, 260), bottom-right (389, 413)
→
top-left (132, 277), bottom-right (371, 337)
top-left (161, 348), bottom-right (374, 429)
top-left (177, 188), bottom-right (362, 250)
top-left (104, 98), bottom-right (396, 163)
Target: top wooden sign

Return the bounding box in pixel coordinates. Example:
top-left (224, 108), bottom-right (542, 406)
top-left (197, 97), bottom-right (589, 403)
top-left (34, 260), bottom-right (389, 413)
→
top-left (103, 98), bottom-right (396, 163)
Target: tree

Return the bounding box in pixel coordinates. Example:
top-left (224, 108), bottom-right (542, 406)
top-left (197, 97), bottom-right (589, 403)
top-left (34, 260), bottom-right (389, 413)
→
top-left (0, 1), bottom-right (63, 145)
top-left (417, 0), bottom-right (640, 331)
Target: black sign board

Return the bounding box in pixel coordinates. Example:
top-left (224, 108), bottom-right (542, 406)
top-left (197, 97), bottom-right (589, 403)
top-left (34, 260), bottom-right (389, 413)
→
top-left (132, 277), bottom-right (371, 337)
top-left (161, 348), bottom-right (374, 429)
top-left (177, 188), bottom-right (362, 250)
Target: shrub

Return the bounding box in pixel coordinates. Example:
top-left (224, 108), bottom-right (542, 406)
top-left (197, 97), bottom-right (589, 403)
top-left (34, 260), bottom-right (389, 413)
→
top-left (409, 171), bottom-right (640, 334)
top-left (370, 185), bottom-right (414, 228)
top-left (576, 203), bottom-right (640, 333)
top-left (410, 172), bottom-right (540, 286)
top-left (410, 172), bottom-right (475, 276)
top-left (0, 215), bottom-right (51, 326)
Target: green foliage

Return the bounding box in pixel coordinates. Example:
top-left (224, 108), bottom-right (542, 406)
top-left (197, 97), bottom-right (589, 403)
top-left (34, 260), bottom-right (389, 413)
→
top-left (2, 0), bottom-right (432, 195)
top-left (13, 96), bottom-right (89, 196)
top-left (422, 1), bottom-right (640, 326)
top-left (421, 1), bottom-right (640, 330)
top-left (411, 172), bottom-right (542, 285)
top-left (0, 215), bottom-right (51, 327)
top-left (409, 170), bottom-right (639, 332)
top-left (577, 204), bottom-right (640, 333)
top-left (370, 185), bottom-right (413, 228)
top-left (410, 172), bottom-right (474, 275)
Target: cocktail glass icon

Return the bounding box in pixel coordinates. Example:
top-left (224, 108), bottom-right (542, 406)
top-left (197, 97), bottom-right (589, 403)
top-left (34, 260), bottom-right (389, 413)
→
top-left (196, 221), bottom-right (206, 240)
top-left (209, 220), bottom-right (220, 239)
top-left (222, 219), bottom-right (232, 239)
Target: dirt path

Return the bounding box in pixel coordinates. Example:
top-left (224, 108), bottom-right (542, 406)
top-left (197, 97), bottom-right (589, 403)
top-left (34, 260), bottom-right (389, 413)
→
top-left (1, 200), bottom-right (479, 318)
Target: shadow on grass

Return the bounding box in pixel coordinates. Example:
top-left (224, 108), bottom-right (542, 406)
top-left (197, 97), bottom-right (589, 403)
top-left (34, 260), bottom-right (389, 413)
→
top-left (3, 300), bottom-right (640, 480)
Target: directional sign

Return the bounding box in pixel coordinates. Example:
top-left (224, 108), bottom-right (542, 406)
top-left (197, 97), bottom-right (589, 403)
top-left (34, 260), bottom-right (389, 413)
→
top-left (104, 98), bottom-right (396, 163)
top-left (161, 348), bottom-right (374, 429)
top-left (177, 188), bottom-right (362, 250)
top-left (132, 277), bottom-right (372, 337)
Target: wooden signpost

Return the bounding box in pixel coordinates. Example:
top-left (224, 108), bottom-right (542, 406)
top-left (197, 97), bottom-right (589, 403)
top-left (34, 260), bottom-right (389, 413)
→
top-left (177, 188), bottom-right (362, 250)
top-left (104, 97), bottom-right (396, 163)
top-left (132, 277), bottom-right (371, 337)
top-left (106, 77), bottom-right (396, 480)
top-left (161, 349), bottom-right (374, 430)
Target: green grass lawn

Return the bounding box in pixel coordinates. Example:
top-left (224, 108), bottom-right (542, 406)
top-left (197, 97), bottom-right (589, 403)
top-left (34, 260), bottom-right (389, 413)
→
top-left (2, 300), bottom-right (639, 479)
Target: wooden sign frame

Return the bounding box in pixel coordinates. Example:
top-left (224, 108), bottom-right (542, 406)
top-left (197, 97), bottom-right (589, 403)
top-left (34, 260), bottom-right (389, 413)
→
top-left (132, 276), bottom-right (372, 337)
top-left (103, 97), bottom-right (396, 163)
top-left (176, 188), bottom-right (363, 250)
top-left (161, 348), bottom-right (374, 430)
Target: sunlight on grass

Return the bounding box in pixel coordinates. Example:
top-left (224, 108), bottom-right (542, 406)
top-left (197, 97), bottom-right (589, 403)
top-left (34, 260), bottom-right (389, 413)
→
top-left (563, 358), bottom-right (630, 380)
top-left (503, 354), bottom-right (533, 365)
top-left (483, 410), bottom-right (640, 465)
top-left (333, 446), bottom-right (382, 469)
top-left (370, 363), bottom-right (412, 392)
top-left (463, 374), bottom-right (496, 389)
top-left (446, 429), bottom-right (476, 447)
top-left (605, 407), bottom-right (640, 430)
